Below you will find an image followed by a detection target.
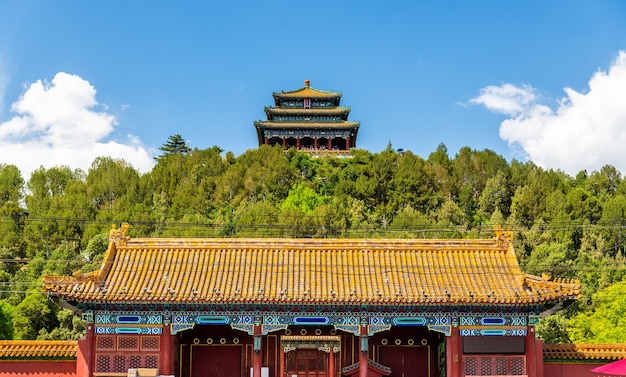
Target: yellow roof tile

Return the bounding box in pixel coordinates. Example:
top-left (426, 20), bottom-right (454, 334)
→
top-left (273, 83), bottom-right (340, 99)
top-left (43, 236), bottom-right (580, 306)
top-left (0, 340), bottom-right (77, 359)
top-left (543, 344), bottom-right (626, 361)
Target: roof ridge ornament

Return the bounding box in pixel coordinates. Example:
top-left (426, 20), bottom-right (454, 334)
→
top-left (493, 224), bottom-right (513, 247)
top-left (109, 222), bottom-right (130, 246)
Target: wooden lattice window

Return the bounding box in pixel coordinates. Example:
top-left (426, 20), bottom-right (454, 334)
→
top-left (118, 335), bottom-right (139, 351)
top-left (145, 355), bottom-right (159, 369)
top-left (96, 355), bottom-right (110, 373)
top-left (141, 336), bottom-right (160, 351)
top-left (130, 355), bottom-right (142, 369)
top-left (114, 355), bottom-right (126, 372)
top-left (479, 357), bottom-right (492, 375)
top-left (464, 355), bottom-right (526, 376)
top-left (96, 353), bottom-right (160, 373)
top-left (96, 335), bottom-right (115, 351)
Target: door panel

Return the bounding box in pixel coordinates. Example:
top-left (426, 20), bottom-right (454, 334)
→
top-left (192, 345), bottom-right (242, 377)
top-left (285, 350), bottom-right (327, 377)
top-left (379, 346), bottom-right (430, 377)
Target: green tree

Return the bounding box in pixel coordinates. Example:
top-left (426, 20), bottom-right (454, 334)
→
top-left (37, 308), bottom-right (84, 340)
top-left (478, 170), bottom-right (511, 220)
top-left (12, 293), bottom-right (58, 340)
top-left (0, 301), bottom-right (13, 339)
top-left (536, 313), bottom-right (571, 344)
top-left (157, 134), bottom-right (191, 158)
top-left (86, 157), bottom-right (140, 211)
top-left (0, 164), bottom-right (24, 206)
top-left (569, 280), bottom-right (626, 343)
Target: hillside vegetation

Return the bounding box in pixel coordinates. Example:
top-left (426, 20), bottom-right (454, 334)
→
top-left (1, 139), bottom-right (626, 343)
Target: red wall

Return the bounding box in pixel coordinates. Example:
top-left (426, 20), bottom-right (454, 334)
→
top-left (0, 360), bottom-right (76, 377)
top-left (544, 362), bottom-right (606, 377)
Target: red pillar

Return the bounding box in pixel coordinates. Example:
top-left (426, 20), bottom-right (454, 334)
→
top-left (359, 325), bottom-right (368, 377)
top-left (160, 325), bottom-right (175, 376)
top-left (327, 138), bottom-right (332, 150)
top-left (282, 137), bottom-right (286, 148)
top-left (253, 324), bottom-right (262, 377)
top-left (296, 137), bottom-right (301, 149)
top-left (525, 326), bottom-right (537, 377)
top-left (346, 137), bottom-right (350, 150)
top-left (314, 138), bottom-right (318, 149)
top-left (77, 321), bottom-right (95, 377)
top-left (279, 344), bottom-right (285, 377)
top-left (446, 326), bottom-right (462, 377)
top-left (536, 338), bottom-right (544, 377)
top-left (328, 348), bottom-right (335, 377)
top-left (264, 137), bottom-right (269, 145)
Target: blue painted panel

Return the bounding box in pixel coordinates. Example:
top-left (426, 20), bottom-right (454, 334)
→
top-left (481, 317), bottom-right (506, 326)
top-left (481, 330), bottom-right (507, 336)
top-left (394, 317), bottom-right (426, 326)
top-left (197, 316), bottom-right (229, 324)
top-left (294, 317), bottom-right (329, 325)
top-left (115, 327), bottom-right (141, 334)
top-left (117, 315), bottom-right (141, 324)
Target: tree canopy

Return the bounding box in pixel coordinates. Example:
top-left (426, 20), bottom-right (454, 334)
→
top-left (1, 139), bottom-right (626, 342)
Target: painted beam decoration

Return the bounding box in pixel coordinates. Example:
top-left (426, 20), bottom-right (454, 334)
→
top-left (87, 309), bottom-right (533, 337)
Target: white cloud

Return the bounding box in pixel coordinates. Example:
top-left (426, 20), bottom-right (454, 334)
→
top-left (0, 72), bottom-right (155, 179)
top-left (470, 51), bottom-right (626, 176)
top-left (469, 83), bottom-right (538, 116)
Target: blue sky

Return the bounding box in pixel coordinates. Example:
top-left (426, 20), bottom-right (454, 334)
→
top-left (1, 1), bottom-right (626, 179)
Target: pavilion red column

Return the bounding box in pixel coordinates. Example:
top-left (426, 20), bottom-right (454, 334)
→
top-left (160, 325), bottom-right (175, 376)
top-left (525, 326), bottom-right (537, 377)
top-left (264, 137), bottom-right (269, 145)
top-left (328, 348), bottom-right (335, 377)
top-left (253, 324), bottom-right (262, 377)
top-left (282, 137), bottom-right (286, 148)
top-left (314, 138), bottom-right (318, 149)
top-left (345, 137), bottom-right (350, 150)
top-left (296, 137), bottom-right (301, 149)
top-left (446, 325), bottom-right (462, 377)
top-left (327, 138), bottom-right (332, 150)
top-left (359, 325), bottom-right (368, 377)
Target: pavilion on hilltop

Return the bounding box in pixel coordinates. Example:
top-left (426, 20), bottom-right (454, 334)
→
top-left (254, 80), bottom-right (360, 155)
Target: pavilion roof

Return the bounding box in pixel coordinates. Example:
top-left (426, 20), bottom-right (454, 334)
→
top-left (543, 344), bottom-right (626, 361)
top-left (42, 225), bottom-right (580, 308)
top-left (265, 107), bottom-right (351, 116)
top-left (0, 340), bottom-right (77, 360)
top-left (254, 120), bottom-right (360, 130)
top-left (273, 80), bottom-right (340, 100)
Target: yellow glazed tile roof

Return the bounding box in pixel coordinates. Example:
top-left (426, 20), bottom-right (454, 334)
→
top-left (543, 344), bottom-right (626, 361)
top-left (43, 229), bottom-right (580, 306)
top-left (274, 85), bottom-right (340, 99)
top-left (0, 340), bottom-right (77, 359)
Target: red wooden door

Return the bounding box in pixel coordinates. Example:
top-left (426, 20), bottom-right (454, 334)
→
top-left (379, 346), bottom-right (430, 377)
top-left (191, 345), bottom-right (242, 377)
top-left (285, 350), bottom-right (327, 377)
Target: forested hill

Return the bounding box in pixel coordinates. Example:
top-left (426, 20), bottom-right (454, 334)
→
top-left (1, 141), bottom-right (626, 343)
